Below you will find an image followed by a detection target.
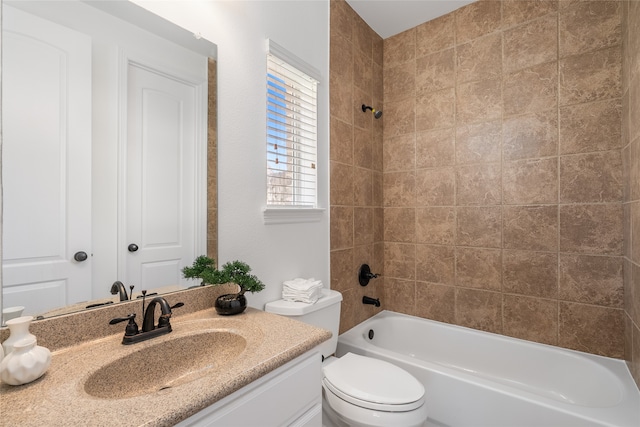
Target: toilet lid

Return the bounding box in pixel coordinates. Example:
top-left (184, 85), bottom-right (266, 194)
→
top-left (322, 353), bottom-right (425, 411)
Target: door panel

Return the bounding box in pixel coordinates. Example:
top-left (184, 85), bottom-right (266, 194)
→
top-left (125, 63), bottom-right (198, 291)
top-left (2, 6), bottom-right (92, 315)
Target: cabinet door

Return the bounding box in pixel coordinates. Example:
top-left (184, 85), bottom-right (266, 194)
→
top-left (123, 61), bottom-right (203, 291)
top-left (2, 6), bottom-right (92, 316)
top-left (177, 351), bottom-right (322, 427)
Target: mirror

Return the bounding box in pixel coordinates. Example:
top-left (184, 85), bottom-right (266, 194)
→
top-left (1, 0), bottom-right (217, 321)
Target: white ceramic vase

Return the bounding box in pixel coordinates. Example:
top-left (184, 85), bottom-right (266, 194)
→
top-left (0, 336), bottom-right (51, 385)
top-left (2, 315), bottom-right (36, 356)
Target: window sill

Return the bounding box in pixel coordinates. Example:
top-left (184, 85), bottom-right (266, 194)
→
top-left (263, 207), bottom-right (325, 225)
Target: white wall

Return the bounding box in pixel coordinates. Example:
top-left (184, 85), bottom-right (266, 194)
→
top-left (133, 1), bottom-right (331, 309)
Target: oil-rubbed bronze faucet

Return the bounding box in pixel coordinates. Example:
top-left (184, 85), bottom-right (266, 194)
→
top-left (109, 295), bottom-right (184, 345)
top-left (110, 281), bottom-right (129, 301)
top-left (142, 297), bottom-right (183, 332)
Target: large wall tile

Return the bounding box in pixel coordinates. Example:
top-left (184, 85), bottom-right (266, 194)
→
top-left (456, 206), bottom-right (502, 248)
top-left (384, 242), bottom-right (416, 280)
top-left (416, 207), bottom-right (455, 245)
top-left (384, 28), bottom-right (415, 68)
top-left (383, 171), bottom-right (416, 207)
top-left (456, 120), bottom-right (502, 164)
top-left (455, 288), bottom-right (503, 334)
top-left (455, 1), bottom-right (502, 44)
top-left (503, 158), bottom-right (558, 205)
top-left (502, 0), bottom-right (558, 28)
top-left (503, 62), bottom-right (558, 116)
top-left (330, 117), bottom-right (353, 164)
top-left (415, 282), bottom-right (455, 323)
top-left (416, 128), bottom-right (455, 168)
top-left (330, 161), bottom-right (354, 205)
top-left (354, 207), bottom-right (374, 245)
top-left (560, 204), bottom-right (623, 255)
top-left (330, 206), bottom-right (353, 250)
top-left (559, 254), bottom-right (623, 307)
top-left (456, 163), bottom-right (502, 206)
top-left (331, 248), bottom-right (353, 292)
top-left (503, 295), bottom-right (558, 345)
top-left (503, 250), bottom-right (558, 298)
top-left (503, 109), bottom-right (558, 160)
top-left (559, 302), bottom-right (624, 357)
top-left (503, 14), bottom-right (557, 74)
top-left (383, 278), bottom-right (416, 315)
top-left (504, 205), bottom-right (558, 251)
top-left (416, 168), bottom-right (455, 206)
top-left (384, 208), bottom-right (416, 243)
top-left (354, 128), bottom-right (373, 169)
top-left (559, 0), bottom-right (621, 58)
top-left (384, 61), bottom-right (415, 102)
top-left (382, 98), bottom-right (414, 137)
top-left (416, 13), bottom-right (455, 57)
top-left (559, 151), bottom-right (623, 203)
top-left (456, 78), bottom-right (502, 124)
top-left (559, 46), bottom-right (622, 106)
top-left (416, 48), bottom-right (455, 94)
top-left (416, 88), bottom-right (455, 131)
top-left (353, 167), bottom-right (373, 206)
top-left (416, 244), bottom-right (455, 285)
top-left (383, 133), bottom-right (415, 172)
top-left (559, 99), bottom-right (622, 154)
top-left (456, 247), bottom-right (502, 291)
top-left (457, 33), bottom-right (502, 84)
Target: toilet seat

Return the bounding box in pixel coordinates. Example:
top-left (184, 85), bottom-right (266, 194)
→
top-left (322, 352), bottom-right (425, 412)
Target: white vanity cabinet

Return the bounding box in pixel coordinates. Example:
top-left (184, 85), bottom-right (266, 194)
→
top-left (176, 350), bottom-right (322, 427)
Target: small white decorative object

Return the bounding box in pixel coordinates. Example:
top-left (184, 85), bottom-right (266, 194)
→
top-left (2, 315), bottom-right (36, 356)
top-left (0, 336), bottom-right (51, 385)
top-left (2, 306), bottom-right (25, 325)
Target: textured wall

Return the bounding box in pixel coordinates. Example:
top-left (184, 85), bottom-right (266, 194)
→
top-left (380, 0), bottom-right (624, 358)
top-left (622, 0), bottom-right (640, 388)
top-left (329, 0), bottom-right (385, 333)
top-left (330, 0), bottom-right (630, 359)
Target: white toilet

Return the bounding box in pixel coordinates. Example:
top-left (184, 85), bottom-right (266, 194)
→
top-left (265, 289), bottom-right (428, 427)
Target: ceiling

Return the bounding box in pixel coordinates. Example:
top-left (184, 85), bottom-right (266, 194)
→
top-left (345, 0), bottom-right (475, 39)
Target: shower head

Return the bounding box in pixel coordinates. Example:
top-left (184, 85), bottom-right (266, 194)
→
top-left (362, 104), bottom-right (382, 119)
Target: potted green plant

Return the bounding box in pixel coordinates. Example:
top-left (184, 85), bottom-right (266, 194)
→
top-left (182, 256), bottom-right (265, 315)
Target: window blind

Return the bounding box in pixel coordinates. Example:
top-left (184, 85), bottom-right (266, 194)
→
top-left (266, 53), bottom-right (318, 207)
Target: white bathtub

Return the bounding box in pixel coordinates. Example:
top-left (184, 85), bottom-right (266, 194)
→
top-left (336, 311), bottom-right (640, 427)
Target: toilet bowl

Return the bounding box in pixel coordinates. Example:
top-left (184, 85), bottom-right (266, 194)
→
top-left (322, 353), bottom-right (427, 427)
top-left (265, 289), bottom-right (428, 427)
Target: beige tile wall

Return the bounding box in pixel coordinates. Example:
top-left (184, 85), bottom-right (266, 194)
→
top-left (330, 0), bottom-right (633, 363)
top-left (622, 0), bottom-right (640, 388)
top-left (330, 0), bottom-right (385, 333)
top-left (380, 0), bottom-right (624, 358)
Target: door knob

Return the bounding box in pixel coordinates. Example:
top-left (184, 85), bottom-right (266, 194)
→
top-left (128, 243), bottom-right (139, 252)
top-left (74, 251), bottom-right (88, 262)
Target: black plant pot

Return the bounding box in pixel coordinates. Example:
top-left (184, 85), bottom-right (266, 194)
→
top-left (215, 293), bottom-right (247, 315)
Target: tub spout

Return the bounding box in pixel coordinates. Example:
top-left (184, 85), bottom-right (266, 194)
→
top-left (363, 296), bottom-right (380, 307)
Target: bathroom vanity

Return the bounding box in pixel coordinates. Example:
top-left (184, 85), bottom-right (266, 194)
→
top-left (0, 286), bottom-right (330, 426)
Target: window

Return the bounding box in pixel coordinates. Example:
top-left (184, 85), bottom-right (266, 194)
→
top-left (266, 42), bottom-right (318, 209)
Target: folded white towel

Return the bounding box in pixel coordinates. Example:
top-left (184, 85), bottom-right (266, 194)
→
top-left (283, 277), bottom-right (323, 291)
top-left (282, 278), bottom-right (324, 303)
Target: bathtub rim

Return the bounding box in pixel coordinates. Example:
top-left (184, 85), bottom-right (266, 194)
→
top-left (337, 310), bottom-right (640, 427)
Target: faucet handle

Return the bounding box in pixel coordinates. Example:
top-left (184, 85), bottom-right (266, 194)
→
top-left (109, 313), bottom-right (139, 337)
top-left (157, 302), bottom-right (184, 328)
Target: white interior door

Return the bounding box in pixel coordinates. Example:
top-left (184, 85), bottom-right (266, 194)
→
top-left (2, 6), bottom-right (92, 315)
top-left (124, 62), bottom-right (201, 292)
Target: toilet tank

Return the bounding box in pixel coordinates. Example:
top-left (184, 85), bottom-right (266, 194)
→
top-left (264, 289), bottom-right (342, 359)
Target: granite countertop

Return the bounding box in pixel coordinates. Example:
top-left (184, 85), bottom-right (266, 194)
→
top-left (0, 307), bottom-right (331, 426)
